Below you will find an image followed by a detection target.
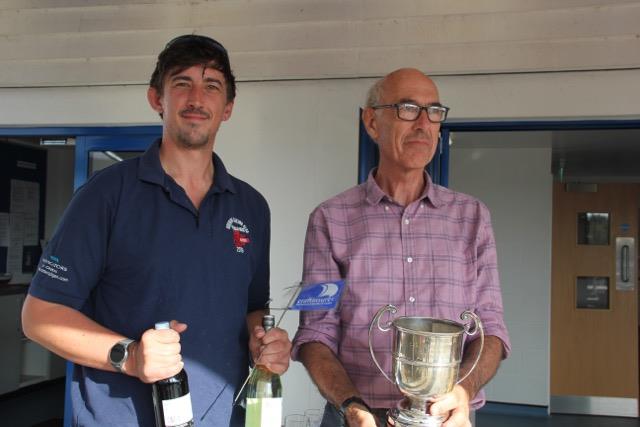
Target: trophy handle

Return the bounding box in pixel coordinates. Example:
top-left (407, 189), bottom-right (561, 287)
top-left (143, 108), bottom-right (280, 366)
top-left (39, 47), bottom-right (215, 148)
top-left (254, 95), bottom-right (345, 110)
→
top-left (456, 310), bottom-right (484, 386)
top-left (368, 304), bottom-right (397, 385)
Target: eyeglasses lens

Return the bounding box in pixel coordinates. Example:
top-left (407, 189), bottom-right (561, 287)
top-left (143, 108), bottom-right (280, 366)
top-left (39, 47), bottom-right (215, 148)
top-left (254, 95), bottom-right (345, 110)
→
top-left (396, 104), bottom-right (446, 122)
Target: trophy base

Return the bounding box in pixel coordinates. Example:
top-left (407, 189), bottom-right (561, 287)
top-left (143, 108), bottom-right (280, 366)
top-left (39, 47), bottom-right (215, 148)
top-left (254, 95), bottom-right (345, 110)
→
top-left (388, 407), bottom-right (445, 427)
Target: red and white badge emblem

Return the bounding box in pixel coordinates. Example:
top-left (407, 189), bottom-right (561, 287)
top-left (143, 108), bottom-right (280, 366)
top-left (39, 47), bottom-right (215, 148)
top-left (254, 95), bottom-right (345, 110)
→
top-left (226, 217), bottom-right (250, 253)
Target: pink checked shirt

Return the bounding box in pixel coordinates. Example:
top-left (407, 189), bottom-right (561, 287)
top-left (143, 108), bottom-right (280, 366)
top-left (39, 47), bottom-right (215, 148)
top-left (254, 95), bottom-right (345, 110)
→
top-left (291, 172), bottom-right (511, 410)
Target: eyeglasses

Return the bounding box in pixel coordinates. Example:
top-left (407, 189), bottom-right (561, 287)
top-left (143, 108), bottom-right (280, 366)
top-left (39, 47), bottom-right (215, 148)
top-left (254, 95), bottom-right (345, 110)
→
top-left (371, 102), bottom-right (450, 123)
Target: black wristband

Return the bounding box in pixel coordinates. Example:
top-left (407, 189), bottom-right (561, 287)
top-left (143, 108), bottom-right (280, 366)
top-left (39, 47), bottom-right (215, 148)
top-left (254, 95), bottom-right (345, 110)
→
top-left (339, 396), bottom-right (372, 416)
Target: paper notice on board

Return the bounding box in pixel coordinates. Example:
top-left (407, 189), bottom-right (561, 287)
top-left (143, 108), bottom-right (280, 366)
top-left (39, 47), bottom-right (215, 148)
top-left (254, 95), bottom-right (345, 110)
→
top-left (7, 213), bottom-right (24, 274)
top-left (0, 213), bottom-right (8, 246)
top-left (10, 179), bottom-right (40, 245)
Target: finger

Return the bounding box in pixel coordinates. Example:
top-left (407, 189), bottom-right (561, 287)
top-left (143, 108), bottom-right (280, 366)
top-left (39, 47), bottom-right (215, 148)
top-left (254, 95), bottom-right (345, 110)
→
top-left (151, 329), bottom-right (182, 344)
top-left (263, 361), bottom-right (289, 375)
top-left (170, 320), bottom-right (188, 333)
top-left (429, 394), bottom-right (457, 416)
top-left (260, 350), bottom-right (291, 373)
top-left (441, 411), bottom-right (470, 427)
top-left (259, 338), bottom-right (291, 356)
top-left (140, 342), bottom-right (182, 363)
top-left (258, 332), bottom-right (291, 355)
top-left (260, 328), bottom-right (288, 345)
top-left (153, 342), bottom-right (182, 357)
top-left (142, 360), bottom-right (185, 383)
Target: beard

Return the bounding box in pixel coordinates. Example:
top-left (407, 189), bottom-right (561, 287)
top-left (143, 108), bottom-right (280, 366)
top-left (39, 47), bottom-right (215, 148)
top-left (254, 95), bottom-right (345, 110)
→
top-left (174, 125), bottom-right (210, 149)
top-left (172, 106), bottom-right (213, 149)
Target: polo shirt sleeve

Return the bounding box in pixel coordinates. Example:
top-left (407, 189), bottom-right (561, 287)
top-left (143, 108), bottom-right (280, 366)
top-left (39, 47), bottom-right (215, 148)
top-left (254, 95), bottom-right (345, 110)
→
top-left (291, 205), bottom-right (342, 360)
top-left (472, 202), bottom-right (511, 358)
top-left (246, 199), bottom-right (271, 313)
top-left (29, 172), bottom-right (114, 310)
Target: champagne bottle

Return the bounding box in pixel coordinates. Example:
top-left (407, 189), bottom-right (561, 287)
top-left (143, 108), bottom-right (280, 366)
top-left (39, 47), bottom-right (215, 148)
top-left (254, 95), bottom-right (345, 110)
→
top-left (152, 321), bottom-right (194, 427)
top-left (244, 315), bottom-right (282, 427)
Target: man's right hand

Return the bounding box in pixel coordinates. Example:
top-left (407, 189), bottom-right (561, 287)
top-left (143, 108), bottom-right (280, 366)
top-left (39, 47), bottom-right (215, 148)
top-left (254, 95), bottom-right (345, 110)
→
top-left (344, 404), bottom-right (379, 427)
top-left (126, 320), bottom-right (187, 383)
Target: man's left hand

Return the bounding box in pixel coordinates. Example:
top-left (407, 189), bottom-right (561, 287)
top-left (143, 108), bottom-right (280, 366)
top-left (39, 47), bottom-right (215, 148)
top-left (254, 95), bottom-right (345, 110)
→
top-left (249, 325), bottom-right (291, 375)
top-left (429, 384), bottom-right (471, 427)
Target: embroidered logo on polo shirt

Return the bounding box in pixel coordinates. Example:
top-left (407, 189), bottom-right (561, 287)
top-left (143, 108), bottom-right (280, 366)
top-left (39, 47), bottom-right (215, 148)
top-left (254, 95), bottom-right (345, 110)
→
top-left (37, 255), bottom-right (70, 283)
top-left (225, 217), bottom-right (251, 253)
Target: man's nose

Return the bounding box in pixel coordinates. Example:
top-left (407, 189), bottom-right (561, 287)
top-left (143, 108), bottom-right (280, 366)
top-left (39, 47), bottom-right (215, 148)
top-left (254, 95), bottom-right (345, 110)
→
top-left (187, 86), bottom-right (204, 107)
top-left (412, 108), bottom-right (432, 130)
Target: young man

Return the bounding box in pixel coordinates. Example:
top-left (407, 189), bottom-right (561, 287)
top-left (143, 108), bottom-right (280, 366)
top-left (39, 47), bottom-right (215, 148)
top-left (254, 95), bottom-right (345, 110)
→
top-left (22, 35), bottom-right (291, 426)
top-left (292, 69), bottom-right (510, 427)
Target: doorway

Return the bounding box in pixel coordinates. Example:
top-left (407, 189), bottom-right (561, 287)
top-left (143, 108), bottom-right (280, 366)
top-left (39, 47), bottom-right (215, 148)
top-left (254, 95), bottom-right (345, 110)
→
top-left (446, 121), bottom-right (640, 417)
top-left (0, 126), bottom-right (160, 427)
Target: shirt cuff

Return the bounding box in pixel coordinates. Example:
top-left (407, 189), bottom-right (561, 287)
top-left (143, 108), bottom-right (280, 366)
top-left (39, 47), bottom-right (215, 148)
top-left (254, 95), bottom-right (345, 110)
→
top-left (291, 327), bottom-right (339, 361)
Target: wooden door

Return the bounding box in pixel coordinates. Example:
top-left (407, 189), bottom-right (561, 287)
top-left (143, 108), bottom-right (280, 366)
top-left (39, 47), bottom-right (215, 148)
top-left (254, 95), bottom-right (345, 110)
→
top-left (551, 182), bottom-right (639, 416)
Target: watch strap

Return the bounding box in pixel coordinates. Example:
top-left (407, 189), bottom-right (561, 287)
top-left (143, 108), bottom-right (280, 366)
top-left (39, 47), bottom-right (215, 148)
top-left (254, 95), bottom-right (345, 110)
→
top-left (339, 396), bottom-right (372, 417)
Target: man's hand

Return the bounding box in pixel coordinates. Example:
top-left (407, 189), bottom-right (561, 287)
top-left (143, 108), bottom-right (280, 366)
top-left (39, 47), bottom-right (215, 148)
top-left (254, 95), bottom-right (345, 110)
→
top-left (344, 404), bottom-right (379, 427)
top-left (127, 320), bottom-right (188, 383)
top-left (249, 324), bottom-right (291, 375)
top-left (429, 384), bottom-right (471, 427)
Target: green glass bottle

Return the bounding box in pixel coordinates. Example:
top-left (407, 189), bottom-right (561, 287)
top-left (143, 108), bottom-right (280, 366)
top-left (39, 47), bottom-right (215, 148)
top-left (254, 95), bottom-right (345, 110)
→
top-left (245, 315), bottom-right (282, 427)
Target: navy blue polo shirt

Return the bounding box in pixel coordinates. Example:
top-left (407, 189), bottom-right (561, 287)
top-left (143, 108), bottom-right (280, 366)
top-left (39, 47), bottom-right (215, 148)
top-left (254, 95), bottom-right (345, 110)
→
top-left (30, 140), bottom-right (270, 426)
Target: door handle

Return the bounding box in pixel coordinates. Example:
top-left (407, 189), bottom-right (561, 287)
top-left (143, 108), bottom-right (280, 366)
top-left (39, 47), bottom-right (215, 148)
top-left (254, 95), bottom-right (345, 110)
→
top-left (616, 237), bottom-right (635, 291)
top-left (621, 245), bottom-right (629, 283)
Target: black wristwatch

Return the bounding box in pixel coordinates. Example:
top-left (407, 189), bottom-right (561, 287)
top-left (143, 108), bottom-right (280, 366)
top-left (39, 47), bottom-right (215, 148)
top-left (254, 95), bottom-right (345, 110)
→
top-left (339, 396), bottom-right (372, 417)
top-left (108, 338), bottom-right (135, 373)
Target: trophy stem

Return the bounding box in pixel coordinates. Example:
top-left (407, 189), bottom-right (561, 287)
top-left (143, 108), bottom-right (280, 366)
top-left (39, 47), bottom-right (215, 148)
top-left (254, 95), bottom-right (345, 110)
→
top-left (387, 398), bottom-right (445, 427)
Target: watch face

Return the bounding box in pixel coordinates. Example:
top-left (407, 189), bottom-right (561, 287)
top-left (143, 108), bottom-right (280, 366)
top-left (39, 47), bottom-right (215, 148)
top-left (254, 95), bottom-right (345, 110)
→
top-left (110, 345), bottom-right (126, 363)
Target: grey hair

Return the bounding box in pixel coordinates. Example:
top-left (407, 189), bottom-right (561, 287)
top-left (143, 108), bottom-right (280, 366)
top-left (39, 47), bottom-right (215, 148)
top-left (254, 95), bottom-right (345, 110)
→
top-left (365, 77), bottom-right (385, 107)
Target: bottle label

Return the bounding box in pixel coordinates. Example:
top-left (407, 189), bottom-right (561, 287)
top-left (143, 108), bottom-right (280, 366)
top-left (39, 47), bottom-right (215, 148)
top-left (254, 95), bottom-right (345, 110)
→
top-left (162, 393), bottom-right (194, 426)
top-left (245, 397), bottom-right (282, 427)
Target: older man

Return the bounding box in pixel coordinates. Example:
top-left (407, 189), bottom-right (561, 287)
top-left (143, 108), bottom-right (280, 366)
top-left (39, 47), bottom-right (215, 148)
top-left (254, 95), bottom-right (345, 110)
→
top-left (292, 68), bottom-right (510, 427)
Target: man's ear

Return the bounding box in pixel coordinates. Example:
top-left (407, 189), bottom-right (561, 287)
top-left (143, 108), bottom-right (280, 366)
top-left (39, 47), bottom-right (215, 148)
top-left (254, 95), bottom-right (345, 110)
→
top-left (222, 100), bottom-right (234, 122)
top-left (147, 87), bottom-right (163, 115)
top-left (362, 107), bottom-right (379, 142)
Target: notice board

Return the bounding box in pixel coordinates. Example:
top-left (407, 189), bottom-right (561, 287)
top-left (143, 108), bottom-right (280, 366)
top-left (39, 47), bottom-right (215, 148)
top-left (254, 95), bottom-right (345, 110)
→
top-left (0, 143), bottom-right (47, 284)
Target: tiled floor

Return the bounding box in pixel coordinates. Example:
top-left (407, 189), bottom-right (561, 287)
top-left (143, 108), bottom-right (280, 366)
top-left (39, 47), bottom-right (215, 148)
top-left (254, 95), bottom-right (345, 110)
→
top-left (2, 381), bottom-right (640, 427)
top-left (477, 413), bottom-right (640, 427)
top-left (0, 379), bottom-right (64, 427)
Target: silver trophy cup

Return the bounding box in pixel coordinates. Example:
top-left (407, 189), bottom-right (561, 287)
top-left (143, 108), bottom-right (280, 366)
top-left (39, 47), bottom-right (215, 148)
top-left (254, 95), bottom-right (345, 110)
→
top-left (369, 305), bottom-right (484, 427)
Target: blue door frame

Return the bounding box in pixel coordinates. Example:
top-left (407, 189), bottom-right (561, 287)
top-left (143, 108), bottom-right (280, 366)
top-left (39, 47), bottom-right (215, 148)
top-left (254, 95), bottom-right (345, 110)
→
top-left (3, 118), bottom-right (640, 423)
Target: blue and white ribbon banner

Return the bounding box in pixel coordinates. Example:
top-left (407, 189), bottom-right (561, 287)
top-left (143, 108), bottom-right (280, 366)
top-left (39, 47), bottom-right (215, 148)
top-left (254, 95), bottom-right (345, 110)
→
top-left (289, 280), bottom-right (345, 311)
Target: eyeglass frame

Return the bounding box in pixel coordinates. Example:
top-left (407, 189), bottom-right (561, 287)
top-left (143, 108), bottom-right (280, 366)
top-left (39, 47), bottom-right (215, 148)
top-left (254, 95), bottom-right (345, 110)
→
top-left (370, 102), bottom-right (450, 123)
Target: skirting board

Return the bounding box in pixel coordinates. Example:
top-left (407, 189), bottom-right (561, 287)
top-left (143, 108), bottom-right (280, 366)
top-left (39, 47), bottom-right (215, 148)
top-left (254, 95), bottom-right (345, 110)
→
top-left (550, 395), bottom-right (638, 418)
top-left (479, 402), bottom-right (549, 417)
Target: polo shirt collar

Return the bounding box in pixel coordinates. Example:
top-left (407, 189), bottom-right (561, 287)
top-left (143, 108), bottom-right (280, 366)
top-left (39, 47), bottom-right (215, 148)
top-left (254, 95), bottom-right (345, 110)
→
top-left (211, 152), bottom-right (236, 194)
top-left (138, 139), bottom-right (237, 194)
top-left (364, 168), bottom-right (447, 208)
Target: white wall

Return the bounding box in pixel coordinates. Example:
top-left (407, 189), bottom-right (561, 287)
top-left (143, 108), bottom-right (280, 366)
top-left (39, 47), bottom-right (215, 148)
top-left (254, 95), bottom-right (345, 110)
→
top-left (450, 142), bottom-right (553, 406)
top-left (2, 68), bottom-right (640, 414)
top-left (216, 79), bottom-right (366, 414)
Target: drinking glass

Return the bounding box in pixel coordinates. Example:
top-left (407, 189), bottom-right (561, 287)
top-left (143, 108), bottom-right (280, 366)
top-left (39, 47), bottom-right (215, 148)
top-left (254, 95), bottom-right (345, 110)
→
top-left (304, 409), bottom-right (322, 427)
top-left (284, 414), bottom-right (307, 427)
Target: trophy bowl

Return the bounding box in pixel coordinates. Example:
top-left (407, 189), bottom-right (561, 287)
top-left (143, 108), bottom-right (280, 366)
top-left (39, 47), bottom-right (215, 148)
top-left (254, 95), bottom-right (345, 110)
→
top-left (369, 305), bottom-right (484, 427)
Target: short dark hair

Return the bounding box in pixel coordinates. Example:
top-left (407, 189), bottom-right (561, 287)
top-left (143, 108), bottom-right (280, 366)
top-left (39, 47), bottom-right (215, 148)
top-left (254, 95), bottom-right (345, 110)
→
top-left (149, 34), bottom-right (237, 102)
